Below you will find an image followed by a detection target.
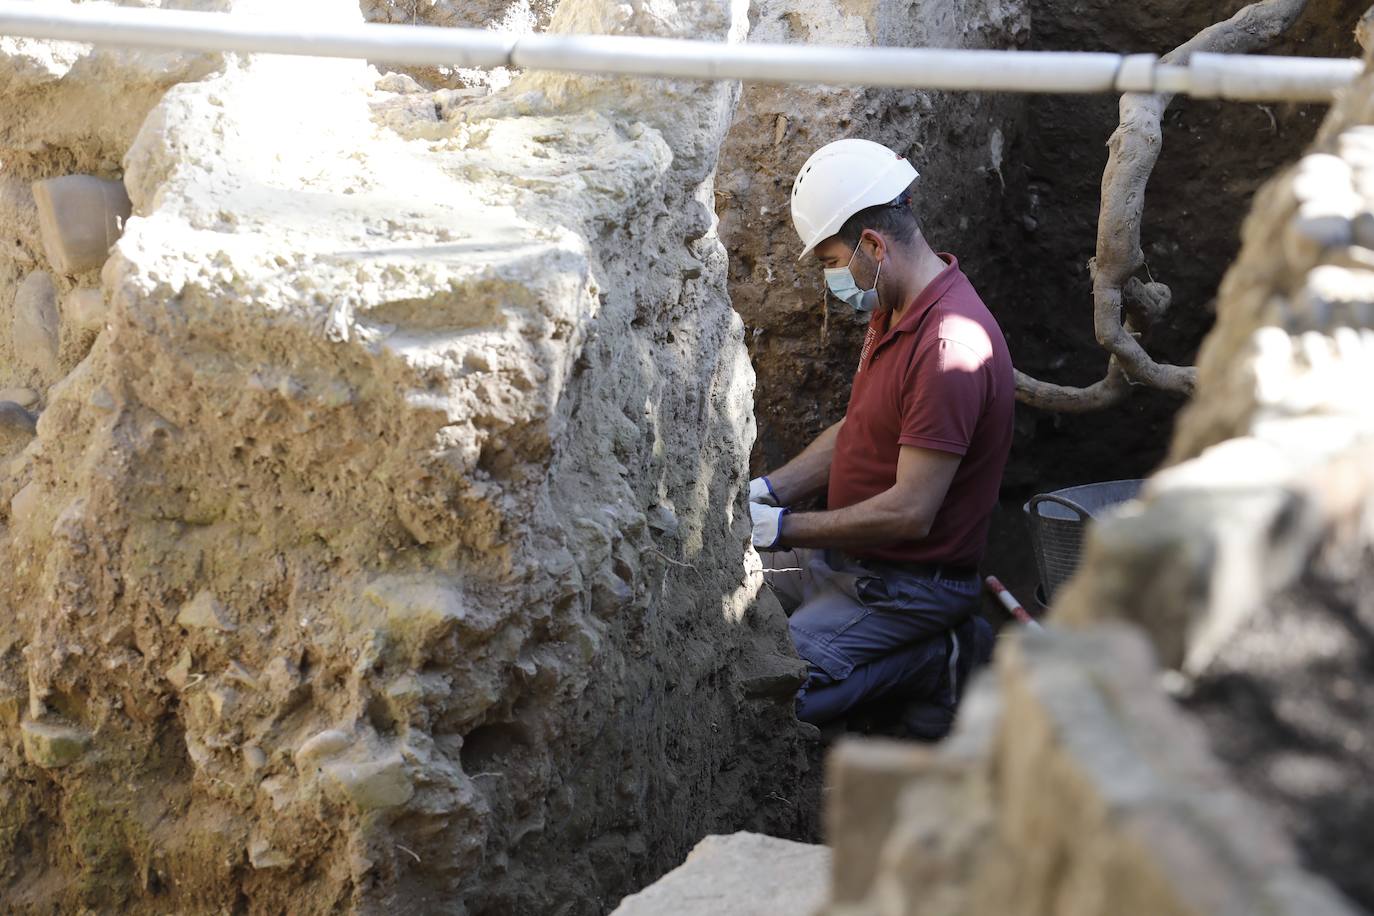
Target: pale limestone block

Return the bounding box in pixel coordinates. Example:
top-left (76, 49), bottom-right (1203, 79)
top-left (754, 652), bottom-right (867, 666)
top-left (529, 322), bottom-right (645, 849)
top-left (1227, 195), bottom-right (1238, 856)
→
top-left (32, 175), bottom-right (132, 274)
top-left (612, 833), bottom-right (831, 916)
top-left (21, 720), bottom-right (89, 768)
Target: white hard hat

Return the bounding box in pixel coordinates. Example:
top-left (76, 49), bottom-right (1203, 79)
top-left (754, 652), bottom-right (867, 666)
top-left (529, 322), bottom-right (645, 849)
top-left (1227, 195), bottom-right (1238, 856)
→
top-left (790, 138), bottom-right (919, 261)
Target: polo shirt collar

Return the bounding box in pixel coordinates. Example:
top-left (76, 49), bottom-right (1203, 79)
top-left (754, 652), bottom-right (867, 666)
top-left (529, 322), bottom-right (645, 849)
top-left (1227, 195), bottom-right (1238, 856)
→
top-left (881, 253), bottom-right (961, 338)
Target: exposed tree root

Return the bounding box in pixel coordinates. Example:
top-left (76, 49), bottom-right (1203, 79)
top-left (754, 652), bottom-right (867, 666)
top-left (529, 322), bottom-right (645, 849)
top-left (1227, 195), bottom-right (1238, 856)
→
top-left (1014, 362), bottom-right (1129, 412)
top-left (1016, 0), bottom-right (1310, 412)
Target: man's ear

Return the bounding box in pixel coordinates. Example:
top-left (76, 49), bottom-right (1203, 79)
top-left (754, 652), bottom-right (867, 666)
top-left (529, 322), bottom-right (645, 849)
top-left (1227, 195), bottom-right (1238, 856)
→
top-left (861, 229), bottom-right (887, 263)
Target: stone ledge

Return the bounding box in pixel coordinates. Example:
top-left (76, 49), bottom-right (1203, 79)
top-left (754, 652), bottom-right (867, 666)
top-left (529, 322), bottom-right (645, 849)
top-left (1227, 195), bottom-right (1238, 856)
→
top-left (820, 626), bottom-right (1358, 916)
top-left (611, 832), bottom-right (830, 916)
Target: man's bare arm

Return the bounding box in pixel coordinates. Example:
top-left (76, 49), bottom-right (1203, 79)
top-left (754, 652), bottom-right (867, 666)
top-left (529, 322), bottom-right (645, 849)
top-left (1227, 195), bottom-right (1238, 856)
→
top-left (778, 445), bottom-right (960, 550)
top-left (763, 418), bottom-right (845, 505)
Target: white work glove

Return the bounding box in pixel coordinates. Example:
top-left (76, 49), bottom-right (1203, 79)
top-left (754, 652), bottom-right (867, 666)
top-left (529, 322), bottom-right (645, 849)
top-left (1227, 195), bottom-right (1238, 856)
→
top-left (749, 501), bottom-right (788, 551)
top-left (748, 476), bottom-right (779, 506)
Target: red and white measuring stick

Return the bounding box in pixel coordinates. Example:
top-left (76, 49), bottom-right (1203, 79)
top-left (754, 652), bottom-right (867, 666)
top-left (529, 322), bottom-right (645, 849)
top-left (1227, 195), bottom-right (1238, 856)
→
top-left (984, 576), bottom-right (1045, 631)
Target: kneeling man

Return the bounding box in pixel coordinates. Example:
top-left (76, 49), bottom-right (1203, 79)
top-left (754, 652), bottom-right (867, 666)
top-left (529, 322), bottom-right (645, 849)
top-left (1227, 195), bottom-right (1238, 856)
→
top-left (749, 139), bottom-right (1013, 736)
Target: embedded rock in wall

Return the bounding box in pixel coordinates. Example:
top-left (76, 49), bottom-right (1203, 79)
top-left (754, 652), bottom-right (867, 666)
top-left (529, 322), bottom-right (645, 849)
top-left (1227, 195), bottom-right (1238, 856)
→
top-left (0, 0), bottom-right (809, 912)
top-left (715, 0), bottom-right (1029, 473)
top-left (11, 271), bottom-right (59, 376)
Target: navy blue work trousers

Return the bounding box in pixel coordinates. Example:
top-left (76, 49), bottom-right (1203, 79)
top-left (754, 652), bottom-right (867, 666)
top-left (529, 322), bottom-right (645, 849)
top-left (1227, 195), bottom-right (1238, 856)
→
top-left (762, 548), bottom-right (980, 725)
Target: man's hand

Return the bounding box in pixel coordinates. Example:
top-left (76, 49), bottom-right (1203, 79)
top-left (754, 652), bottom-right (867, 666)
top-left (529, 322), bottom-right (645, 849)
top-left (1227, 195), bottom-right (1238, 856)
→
top-left (748, 476), bottom-right (779, 507)
top-left (749, 502), bottom-right (788, 550)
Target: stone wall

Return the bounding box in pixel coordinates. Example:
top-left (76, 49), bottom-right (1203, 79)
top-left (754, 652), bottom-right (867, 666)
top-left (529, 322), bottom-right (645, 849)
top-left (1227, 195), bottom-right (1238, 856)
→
top-left (0, 1), bottom-right (811, 912)
top-left (820, 628), bottom-right (1357, 916)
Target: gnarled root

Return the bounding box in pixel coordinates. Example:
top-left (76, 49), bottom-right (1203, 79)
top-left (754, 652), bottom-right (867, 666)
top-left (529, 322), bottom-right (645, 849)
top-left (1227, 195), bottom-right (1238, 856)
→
top-left (1016, 0), bottom-right (1309, 411)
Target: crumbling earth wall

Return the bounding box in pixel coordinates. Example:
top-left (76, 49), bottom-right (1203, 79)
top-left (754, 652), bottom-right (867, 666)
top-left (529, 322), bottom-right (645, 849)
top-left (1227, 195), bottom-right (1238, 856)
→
top-left (0, 0), bottom-right (812, 912)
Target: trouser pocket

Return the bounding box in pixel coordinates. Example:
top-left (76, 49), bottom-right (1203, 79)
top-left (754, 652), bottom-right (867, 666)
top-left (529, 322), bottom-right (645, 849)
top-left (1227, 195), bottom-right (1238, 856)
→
top-left (854, 572), bottom-right (977, 639)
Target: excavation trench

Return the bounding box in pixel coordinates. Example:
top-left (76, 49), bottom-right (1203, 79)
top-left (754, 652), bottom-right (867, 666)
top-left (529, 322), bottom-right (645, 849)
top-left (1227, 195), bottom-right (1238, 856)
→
top-left (0, 0), bottom-right (1370, 913)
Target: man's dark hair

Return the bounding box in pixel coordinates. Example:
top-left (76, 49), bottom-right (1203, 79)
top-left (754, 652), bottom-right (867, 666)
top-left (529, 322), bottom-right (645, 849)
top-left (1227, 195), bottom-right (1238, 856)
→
top-left (836, 192), bottom-right (921, 250)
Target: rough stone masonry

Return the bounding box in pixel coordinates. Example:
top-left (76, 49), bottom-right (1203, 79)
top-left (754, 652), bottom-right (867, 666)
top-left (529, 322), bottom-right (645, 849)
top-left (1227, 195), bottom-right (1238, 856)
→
top-left (0, 0), bottom-right (812, 912)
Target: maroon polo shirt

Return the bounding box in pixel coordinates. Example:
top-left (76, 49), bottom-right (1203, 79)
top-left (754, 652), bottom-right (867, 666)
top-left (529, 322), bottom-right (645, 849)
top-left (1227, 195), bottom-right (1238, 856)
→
top-left (827, 254), bottom-right (1013, 567)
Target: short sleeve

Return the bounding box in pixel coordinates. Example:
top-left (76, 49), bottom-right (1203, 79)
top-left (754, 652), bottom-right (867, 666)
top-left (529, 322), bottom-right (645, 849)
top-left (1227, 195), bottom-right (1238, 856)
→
top-left (898, 338), bottom-right (989, 456)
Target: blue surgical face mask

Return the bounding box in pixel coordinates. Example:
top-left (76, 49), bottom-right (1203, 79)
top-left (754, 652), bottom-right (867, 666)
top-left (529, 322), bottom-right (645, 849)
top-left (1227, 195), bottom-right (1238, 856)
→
top-left (823, 243), bottom-right (883, 313)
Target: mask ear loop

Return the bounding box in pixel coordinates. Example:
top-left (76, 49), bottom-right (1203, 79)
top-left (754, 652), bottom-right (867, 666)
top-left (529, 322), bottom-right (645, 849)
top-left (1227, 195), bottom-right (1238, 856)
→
top-left (858, 231), bottom-right (884, 312)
